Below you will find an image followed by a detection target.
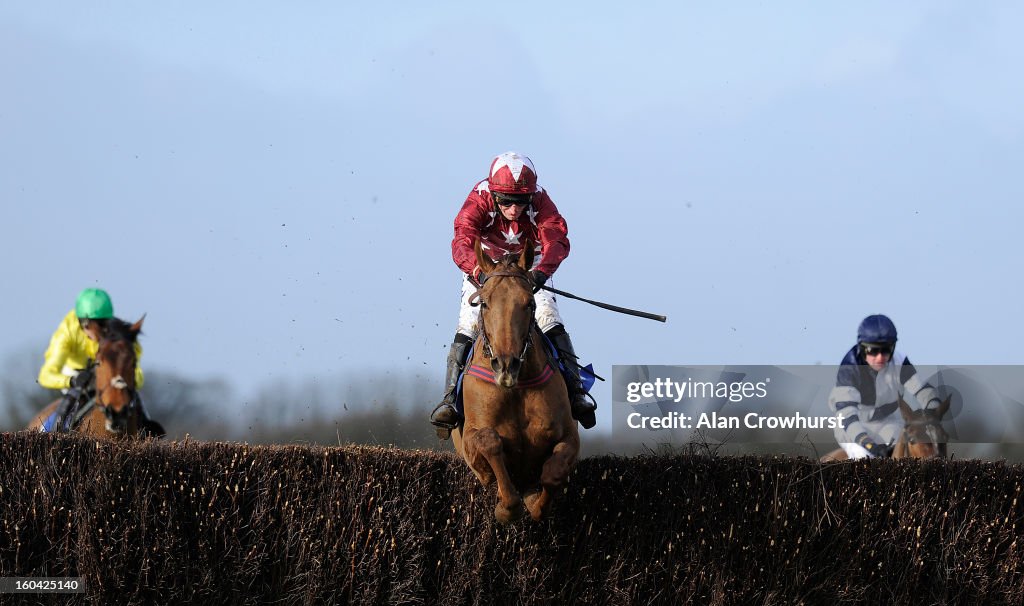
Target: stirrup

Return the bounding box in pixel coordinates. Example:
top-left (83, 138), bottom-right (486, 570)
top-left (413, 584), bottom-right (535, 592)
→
top-left (572, 393), bottom-right (598, 429)
top-left (430, 403), bottom-right (460, 440)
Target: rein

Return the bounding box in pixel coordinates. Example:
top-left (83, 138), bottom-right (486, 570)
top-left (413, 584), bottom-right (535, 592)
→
top-left (470, 269), bottom-right (537, 368)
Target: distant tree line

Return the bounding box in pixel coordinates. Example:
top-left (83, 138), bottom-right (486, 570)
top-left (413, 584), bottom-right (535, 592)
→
top-left (5, 345), bottom-right (1024, 460)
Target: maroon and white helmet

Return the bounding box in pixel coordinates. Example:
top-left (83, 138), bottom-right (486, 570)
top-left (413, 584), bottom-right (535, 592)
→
top-left (488, 151), bottom-right (538, 194)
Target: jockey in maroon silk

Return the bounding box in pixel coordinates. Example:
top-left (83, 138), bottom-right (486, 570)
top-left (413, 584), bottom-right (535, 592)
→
top-left (430, 151), bottom-right (597, 434)
top-left (450, 177), bottom-right (569, 280)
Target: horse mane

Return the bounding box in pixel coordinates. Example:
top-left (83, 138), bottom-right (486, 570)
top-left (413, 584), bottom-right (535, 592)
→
top-left (497, 252), bottom-right (516, 265)
top-left (101, 317), bottom-right (139, 343)
top-left (496, 252), bottom-right (528, 271)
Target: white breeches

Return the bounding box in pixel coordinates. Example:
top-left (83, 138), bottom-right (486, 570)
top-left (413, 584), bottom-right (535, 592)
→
top-left (456, 274), bottom-right (563, 339)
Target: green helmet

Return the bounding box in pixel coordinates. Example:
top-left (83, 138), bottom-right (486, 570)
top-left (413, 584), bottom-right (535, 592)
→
top-left (75, 288), bottom-right (114, 320)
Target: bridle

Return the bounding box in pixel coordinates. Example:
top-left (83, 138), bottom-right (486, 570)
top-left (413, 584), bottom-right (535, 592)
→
top-left (899, 415), bottom-right (948, 458)
top-left (93, 345), bottom-right (142, 428)
top-left (470, 269), bottom-right (538, 369)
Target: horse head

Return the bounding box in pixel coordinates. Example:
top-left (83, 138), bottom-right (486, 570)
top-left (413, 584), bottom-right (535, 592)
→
top-left (474, 239), bottom-right (536, 389)
top-left (894, 395), bottom-right (951, 459)
top-left (94, 316), bottom-right (144, 434)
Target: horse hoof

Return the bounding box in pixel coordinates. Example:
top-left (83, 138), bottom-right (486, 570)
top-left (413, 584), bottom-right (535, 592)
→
top-left (494, 500), bottom-right (524, 525)
top-left (523, 489), bottom-right (548, 521)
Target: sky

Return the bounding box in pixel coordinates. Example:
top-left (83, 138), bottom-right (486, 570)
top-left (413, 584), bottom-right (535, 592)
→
top-left (2, 2), bottom-right (1023, 434)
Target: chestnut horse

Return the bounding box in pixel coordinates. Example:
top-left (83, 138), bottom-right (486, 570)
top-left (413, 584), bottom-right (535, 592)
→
top-left (452, 240), bottom-right (579, 524)
top-left (28, 317), bottom-right (146, 439)
top-left (820, 395), bottom-right (951, 462)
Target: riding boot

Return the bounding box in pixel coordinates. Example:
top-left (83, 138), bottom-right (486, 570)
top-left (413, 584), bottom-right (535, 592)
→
top-left (430, 335), bottom-right (473, 437)
top-left (53, 388), bottom-right (83, 432)
top-left (546, 327), bottom-right (597, 429)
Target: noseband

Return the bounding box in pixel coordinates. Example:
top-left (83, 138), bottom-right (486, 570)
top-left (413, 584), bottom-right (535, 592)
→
top-left (470, 270), bottom-right (538, 367)
top-left (900, 416), bottom-right (948, 457)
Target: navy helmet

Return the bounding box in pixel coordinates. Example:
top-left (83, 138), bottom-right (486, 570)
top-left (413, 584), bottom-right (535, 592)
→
top-left (857, 314), bottom-right (898, 345)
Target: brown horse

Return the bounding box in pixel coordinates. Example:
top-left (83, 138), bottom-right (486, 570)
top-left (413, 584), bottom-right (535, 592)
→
top-left (452, 240), bottom-right (580, 524)
top-left (820, 395), bottom-right (951, 462)
top-left (28, 317), bottom-right (146, 439)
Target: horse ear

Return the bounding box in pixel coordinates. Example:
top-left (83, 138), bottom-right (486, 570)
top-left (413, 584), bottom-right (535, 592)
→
top-left (131, 314), bottom-right (146, 336)
top-left (898, 396), bottom-right (914, 420)
top-left (475, 239), bottom-right (496, 275)
top-left (518, 237), bottom-right (535, 271)
top-left (937, 395), bottom-right (951, 418)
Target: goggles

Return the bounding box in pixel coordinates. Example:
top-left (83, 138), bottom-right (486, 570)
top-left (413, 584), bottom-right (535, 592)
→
top-left (861, 344), bottom-right (894, 357)
top-left (494, 194), bottom-right (533, 208)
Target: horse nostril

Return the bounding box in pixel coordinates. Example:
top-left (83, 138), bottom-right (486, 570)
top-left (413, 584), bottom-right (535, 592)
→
top-left (490, 358), bottom-right (501, 373)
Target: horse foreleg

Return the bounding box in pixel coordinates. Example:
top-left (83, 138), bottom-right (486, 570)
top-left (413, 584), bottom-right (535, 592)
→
top-left (460, 428), bottom-right (495, 486)
top-left (525, 438), bottom-right (579, 521)
top-left (466, 427), bottom-right (523, 525)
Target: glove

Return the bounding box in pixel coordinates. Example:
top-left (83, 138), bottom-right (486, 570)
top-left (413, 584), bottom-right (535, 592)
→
top-left (866, 442), bottom-right (891, 458)
top-left (70, 366), bottom-right (94, 391)
top-left (530, 270), bottom-right (548, 289)
top-left (471, 268), bottom-right (487, 287)
top-left (858, 435), bottom-right (891, 459)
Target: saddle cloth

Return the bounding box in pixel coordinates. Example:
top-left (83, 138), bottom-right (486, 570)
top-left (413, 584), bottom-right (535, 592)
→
top-left (455, 333), bottom-right (596, 416)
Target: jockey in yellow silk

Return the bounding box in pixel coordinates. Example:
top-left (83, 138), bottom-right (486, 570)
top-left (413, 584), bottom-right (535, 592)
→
top-left (38, 288), bottom-right (157, 433)
top-left (39, 288), bottom-right (145, 391)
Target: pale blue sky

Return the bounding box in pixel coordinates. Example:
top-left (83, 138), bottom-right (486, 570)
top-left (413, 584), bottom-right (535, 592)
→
top-left (3, 2), bottom-right (1022, 432)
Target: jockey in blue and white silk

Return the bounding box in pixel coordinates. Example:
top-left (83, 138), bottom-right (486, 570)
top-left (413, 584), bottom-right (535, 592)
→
top-left (828, 346), bottom-right (944, 459)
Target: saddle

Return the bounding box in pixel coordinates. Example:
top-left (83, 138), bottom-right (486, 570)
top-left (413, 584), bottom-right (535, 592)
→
top-left (454, 333), bottom-right (596, 417)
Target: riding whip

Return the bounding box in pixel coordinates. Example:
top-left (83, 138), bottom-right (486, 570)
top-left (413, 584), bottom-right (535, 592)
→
top-left (539, 285), bottom-right (667, 323)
